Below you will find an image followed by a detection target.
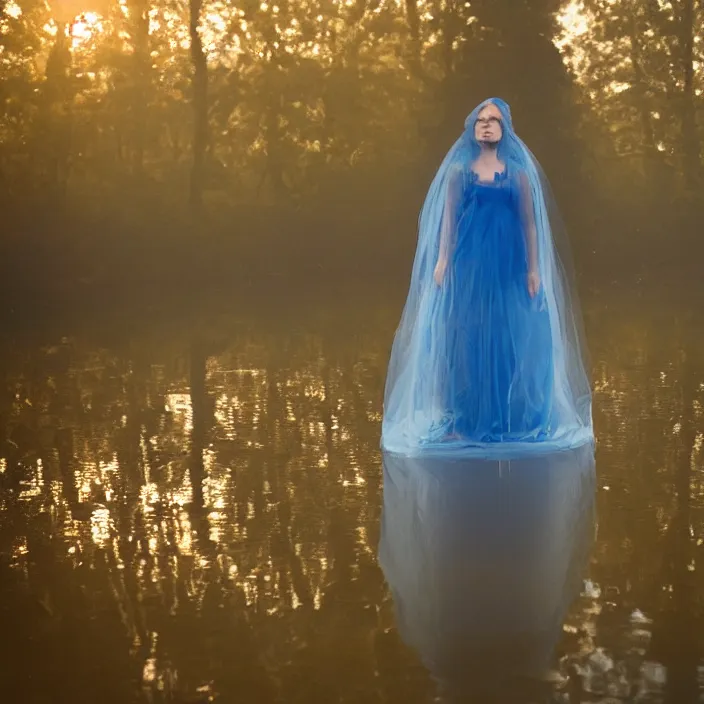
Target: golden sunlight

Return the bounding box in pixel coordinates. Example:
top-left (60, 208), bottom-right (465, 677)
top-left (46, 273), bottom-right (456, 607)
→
top-left (554, 0), bottom-right (592, 79)
top-left (5, 0), bottom-right (22, 19)
top-left (49, 0), bottom-right (113, 23)
top-left (555, 0), bottom-right (589, 45)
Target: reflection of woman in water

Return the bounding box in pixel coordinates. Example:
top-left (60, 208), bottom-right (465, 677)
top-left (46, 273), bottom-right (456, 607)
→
top-left (378, 445), bottom-right (596, 695)
top-left (382, 98), bottom-right (592, 457)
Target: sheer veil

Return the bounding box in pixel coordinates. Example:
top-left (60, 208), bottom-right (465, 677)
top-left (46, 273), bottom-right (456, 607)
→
top-left (381, 98), bottom-right (592, 458)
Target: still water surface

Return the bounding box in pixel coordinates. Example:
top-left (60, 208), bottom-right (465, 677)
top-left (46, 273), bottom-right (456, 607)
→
top-left (0, 287), bottom-right (702, 703)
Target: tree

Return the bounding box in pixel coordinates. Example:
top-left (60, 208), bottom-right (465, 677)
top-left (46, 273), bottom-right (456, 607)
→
top-left (189, 0), bottom-right (207, 210)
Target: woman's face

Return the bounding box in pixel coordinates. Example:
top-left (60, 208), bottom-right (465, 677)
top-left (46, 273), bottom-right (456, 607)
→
top-left (474, 103), bottom-right (503, 144)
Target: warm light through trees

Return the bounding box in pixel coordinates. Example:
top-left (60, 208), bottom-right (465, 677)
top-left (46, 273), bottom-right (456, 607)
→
top-left (0, 1), bottom-right (701, 223)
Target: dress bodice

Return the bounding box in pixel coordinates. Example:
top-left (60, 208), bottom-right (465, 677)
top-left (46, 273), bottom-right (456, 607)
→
top-left (465, 168), bottom-right (519, 208)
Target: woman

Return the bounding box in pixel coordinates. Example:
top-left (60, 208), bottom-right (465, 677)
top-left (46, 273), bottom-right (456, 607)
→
top-left (381, 98), bottom-right (592, 458)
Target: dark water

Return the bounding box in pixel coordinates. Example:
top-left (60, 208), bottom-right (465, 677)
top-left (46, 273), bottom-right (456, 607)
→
top-left (1, 286), bottom-right (703, 704)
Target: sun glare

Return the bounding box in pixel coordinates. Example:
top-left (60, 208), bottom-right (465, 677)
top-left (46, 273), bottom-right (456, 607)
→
top-left (71, 11), bottom-right (104, 48)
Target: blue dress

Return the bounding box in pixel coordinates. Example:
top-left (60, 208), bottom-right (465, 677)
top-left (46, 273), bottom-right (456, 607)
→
top-left (433, 167), bottom-right (554, 443)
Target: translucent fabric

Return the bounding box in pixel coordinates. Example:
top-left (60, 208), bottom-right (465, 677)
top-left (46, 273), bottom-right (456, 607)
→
top-left (378, 444), bottom-right (596, 687)
top-left (381, 98), bottom-right (592, 458)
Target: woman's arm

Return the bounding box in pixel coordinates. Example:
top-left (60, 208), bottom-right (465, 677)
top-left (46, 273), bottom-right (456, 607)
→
top-left (434, 168), bottom-right (462, 285)
top-left (519, 170), bottom-right (538, 273)
top-left (519, 170), bottom-right (540, 297)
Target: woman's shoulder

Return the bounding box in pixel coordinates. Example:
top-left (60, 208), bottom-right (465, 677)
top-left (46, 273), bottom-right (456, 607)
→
top-left (448, 163), bottom-right (467, 180)
top-left (506, 162), bottom-right (529, 181)
top-left (498, 163), bottom-right (527, 194)
top-left (446, 163), bottom-right (468, 193)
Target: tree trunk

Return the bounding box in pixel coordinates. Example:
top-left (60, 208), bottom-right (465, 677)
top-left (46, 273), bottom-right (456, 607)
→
top-left (131, 0), bottom-right (150, 179)
top-left (679, 0), bottom-right (701, 190)
top-left (629, 17), bottom-right (666, 186)
top-left (265, 98), bottom-right (286, 197)
top-left (441, 3), bottom-right (458, 80)
top-left (404, 0), bottom-right (422, 77)
top-left (43, 23), bottom-right (73, 210)
top-left (189, 0), bottom-right (208, 211)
